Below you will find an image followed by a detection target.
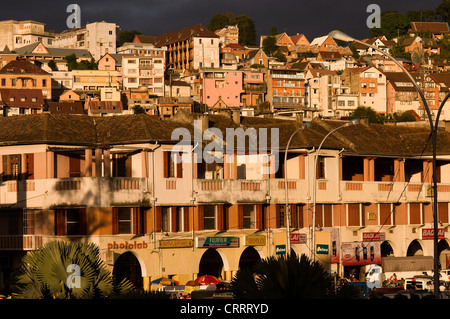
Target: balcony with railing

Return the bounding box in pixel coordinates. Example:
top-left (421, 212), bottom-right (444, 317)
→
top-left (0, 235), bottom-right (43, 250)
top-left (0, 177), bottom-right (149, 209)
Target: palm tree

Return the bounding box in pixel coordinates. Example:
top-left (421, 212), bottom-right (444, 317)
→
top-left (230, 251), bottom-right (360, 299)
top-left (14, 240), bottom-right (134, 299)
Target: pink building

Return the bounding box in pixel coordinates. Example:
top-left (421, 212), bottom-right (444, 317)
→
top-left (200, 69), bottom-right (265, 108)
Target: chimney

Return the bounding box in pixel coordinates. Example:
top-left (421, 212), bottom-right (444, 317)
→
top-left (232, 109), bottom-right (241, 125)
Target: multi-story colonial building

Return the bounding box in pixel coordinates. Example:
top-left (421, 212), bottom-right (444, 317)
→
top-left (53, 22), bottom-right (117, 61)
top-left (0, 20), bottom-right (55, 50)
top-left (154, 24), bottom-right (220, 71)
top-left (121, 54), bottom-right (166, 95)
top-left (1, 113), bottom-right (450, 292)
top-left (200, 69), bottom-right (265, 108)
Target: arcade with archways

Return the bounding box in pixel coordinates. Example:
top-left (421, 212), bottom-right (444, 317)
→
top-left (113, 252), bottom-right (143, 289)
top-left (198, 248), bottom-right (224, 278)
top-left (238, 246), bottom-right (262, 271)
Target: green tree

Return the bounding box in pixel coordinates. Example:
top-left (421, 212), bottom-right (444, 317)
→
top-left (274, 50), bottom-right (287, 62)
top-left (118, 30), bottom-right (142, 45)
top-left (369, 11), bottom-right (410, 39)
top-left (438, 34), bottom-right (450, 59)
top-left (437, 0), bottom-right (450, 24)
top-left (390, 42), bottom-right (412, 61)
top-left (14, 241), bottom-right (134, 299)
top-left (262, 35), bottom-right (278, 56)
top-left (47, 60), bottom-right (58, 71)
top-left (207, 13), bottom-right (233, 31)
top-left (230, 251), bottom-right (360, 299)
top-left (393, 110), bottom-right (417, 122)
top-left (207, 12), bottom-right (257, 46)
top-left (349, 106), bottom-right (381, 124)
top-left (236, 14), bottom-right (257, 46)
top-left (65, 54), bottom-right (97, 71)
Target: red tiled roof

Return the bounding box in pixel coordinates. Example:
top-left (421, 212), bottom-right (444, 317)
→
top-left (87, 100), bottom-right (123, 113)
top-left (0, 60), bottom-right (49, 75)
top-left (410, 22), bottom-right (450, 33)
top-left (154, 24), bottom-right (218, 47)
top-left (223, 43), bottom-right (245, 49)
top-left (0, 88), bottom-right (45, 108)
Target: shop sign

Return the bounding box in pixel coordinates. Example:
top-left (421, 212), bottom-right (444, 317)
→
top-left (107, 240), bottom-right (148, 250)
top-left (290, 233), bottom-right (306, 244)
top-left (275, 245), bottom-right (286, 255)
top-left (316, 244), bottom-right (329, 255)
top-left (159, 239), bottom-right (193, 249)
top-left (422, 228), bottom-right (445, 240)
top-left (342, 241), bottom-right (381, 266)
top-left (197, 236), bottom-right (239, 248)
top-left (362, 232), bottom-right (385, 242)
top-left (245, 235), bottom-right (266, 246)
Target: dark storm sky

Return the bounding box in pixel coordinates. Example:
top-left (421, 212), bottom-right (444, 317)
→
top-left (1, 0), bottom-right (443, 41)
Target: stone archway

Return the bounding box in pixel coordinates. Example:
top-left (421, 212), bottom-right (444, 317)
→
top-left (198, 248), bottom-right (224, 278)
top-left (407, 239), bottom-right (424, 257)
top-left (380, 240), bottom-right (394, 257)
top-left (238, 246), bottom-right (262, 271)
top-left (113, 251), bottom-right (143, 289)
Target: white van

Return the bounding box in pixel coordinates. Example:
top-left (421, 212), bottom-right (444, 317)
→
top-left (404, 276), bottom-right (433, 291)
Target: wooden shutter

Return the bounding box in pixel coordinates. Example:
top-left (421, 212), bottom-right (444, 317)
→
top-left (380, 203), bottom-right (392, 225)
top-left (183, 206), bottom-right (190, 231)
top-left (255, 204), bottom-right (263, 229)
top-left (55, 209), bottom-right (66, 236)
top-left (238, 205), bottom-right (244, 229)
top-left (315, 205), bottom-right (323, 227)
top-left (163, 152), bottom-right (169, 178)
top-left (197, 206), bottom-right (204, 231)
top-left (324, 204), bottom-right (332, 227)
top-left (290, 204), bottom-right (297, 228)
top-left (176, 153), bottom-right (183, 178)
top-left (348, 204), bottom-right (360, 226)
top-left (297, 205), bottom-right (304, 228)
top-left (439, 203), bottom-right (449, 224)
top-left (26, 154), bottom-right (34, 180)
top-left (155, 206), bottom-right (162, 232)
top-left (409, 203), bottom-right (421, 225)
top-left (275, 205), bottom-right (281, 228)
top-left (112, 207), bottom-right (119, 234)
top-left (171, 206), bottom-right (177, 232)
top-left (79, 208), bottom-right (87, 235)
top-left (132, 207), bottom-right (139, 234)
top-left (216, 204), bottom-right (224, 231)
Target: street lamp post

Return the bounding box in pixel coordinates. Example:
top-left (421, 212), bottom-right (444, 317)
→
top-left (284, 122), bottom-right (312, 255)
top-left (312, 119), bottom-right (359, 261)
top-left (329, 29), bottom-right (449, 298)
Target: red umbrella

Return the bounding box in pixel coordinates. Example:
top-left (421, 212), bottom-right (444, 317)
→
top-left (195, 275), bottom-right (221, 285)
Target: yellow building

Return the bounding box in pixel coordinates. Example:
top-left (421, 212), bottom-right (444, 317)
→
top-left (72, 69), bottom-right (119, 91)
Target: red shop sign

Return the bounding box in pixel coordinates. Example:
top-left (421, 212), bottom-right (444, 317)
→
top-left (422, 228), bottom-right (445, 240)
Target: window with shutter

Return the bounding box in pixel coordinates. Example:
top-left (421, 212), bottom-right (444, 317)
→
top-left (348, 204), bottom-right (361, 226)
top-left (409, 203), bottom-right (421, 225)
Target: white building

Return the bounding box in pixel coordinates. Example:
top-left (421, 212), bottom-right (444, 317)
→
top-left (0, 20), bottom-right (55, 50)
top-left (54, 21), bottom-right (117, 61)
top-left (121, 55), bottom-right (165, 95)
